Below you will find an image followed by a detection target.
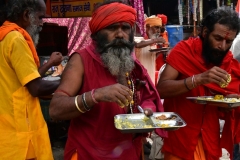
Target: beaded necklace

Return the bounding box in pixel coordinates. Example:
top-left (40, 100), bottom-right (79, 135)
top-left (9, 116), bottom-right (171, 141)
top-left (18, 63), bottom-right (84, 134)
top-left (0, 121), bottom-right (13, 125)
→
top-left (126, 72), bottom-right (138, 113)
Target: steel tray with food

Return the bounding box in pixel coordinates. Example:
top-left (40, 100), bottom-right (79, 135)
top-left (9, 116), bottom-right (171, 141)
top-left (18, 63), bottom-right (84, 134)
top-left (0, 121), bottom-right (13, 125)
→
top-left (114, 112), bottom-right (186, 133)
top-left (151, 112), bottom-right (187, 131)
top-left (149, 47), bottom-right (169, 52)
top-left (186, 96), bottom-right (240, 108)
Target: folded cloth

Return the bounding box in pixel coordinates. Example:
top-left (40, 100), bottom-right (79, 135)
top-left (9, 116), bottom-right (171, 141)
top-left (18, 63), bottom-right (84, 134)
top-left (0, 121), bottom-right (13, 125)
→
top-left (149, 131), bottom-right (164, 160)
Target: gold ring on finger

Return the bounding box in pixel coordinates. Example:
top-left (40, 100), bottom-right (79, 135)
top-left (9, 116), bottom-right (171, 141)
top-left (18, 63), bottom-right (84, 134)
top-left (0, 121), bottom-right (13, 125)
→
top-left (118, 100), bottom-right (125, 108)
top-left (125, 100), bottom-right (129, 106)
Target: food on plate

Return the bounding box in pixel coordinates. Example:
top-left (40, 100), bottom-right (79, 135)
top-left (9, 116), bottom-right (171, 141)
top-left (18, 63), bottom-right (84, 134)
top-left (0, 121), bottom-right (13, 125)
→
top-left (160, 124), bottom-right (170, 127)
top-left (197, 95), bottom-right (240, 103)
top-left (156, 123), bottom-right (170, 127)
top-left (155, 114), bottom-right (177, 120)
top-left (213, 95), bottom-right (224, 100)
top-left (115, 117), bottom-right (153, 129)
top-left (156, 114), bottom-right (167, 120)
top-left (52, 64), bottom-right (64, 77)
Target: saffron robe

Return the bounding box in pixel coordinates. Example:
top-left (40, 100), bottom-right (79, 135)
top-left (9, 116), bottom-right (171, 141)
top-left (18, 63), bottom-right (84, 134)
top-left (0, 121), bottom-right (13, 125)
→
top-left (0, 28), bottom-right (53, 159)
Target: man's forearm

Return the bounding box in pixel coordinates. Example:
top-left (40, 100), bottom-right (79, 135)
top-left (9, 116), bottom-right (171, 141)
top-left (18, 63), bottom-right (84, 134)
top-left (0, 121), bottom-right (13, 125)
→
top-left (37, 80), bottom-right (60, 96)
top-left (49, 94), bottom-right (82, 120)
top-left (157, 78), bottom-right (193, 99)
top-left (38, 62), bottom-right (52, 77)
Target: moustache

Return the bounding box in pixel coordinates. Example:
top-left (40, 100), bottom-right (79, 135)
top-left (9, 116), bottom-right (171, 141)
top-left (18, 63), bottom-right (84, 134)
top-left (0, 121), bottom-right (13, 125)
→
top-left (211, 48), bottom-right (228, 56)
top-left (102, 39), bottom-right (134, 52)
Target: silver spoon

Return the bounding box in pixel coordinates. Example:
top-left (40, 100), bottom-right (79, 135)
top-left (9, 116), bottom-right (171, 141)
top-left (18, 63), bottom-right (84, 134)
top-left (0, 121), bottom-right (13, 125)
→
top-left (137, 105), bottom-right (144, 113)
top-left (138, 105), bottom-right (156, 127)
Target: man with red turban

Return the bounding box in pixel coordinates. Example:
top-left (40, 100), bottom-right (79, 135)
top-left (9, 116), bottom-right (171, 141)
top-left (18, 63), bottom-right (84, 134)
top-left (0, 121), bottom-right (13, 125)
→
top-left (157, 14), bottom-right (168, 44)
top-left (49, 1), bottom-right (166, 160)
top-left (156, 14), bottom-right (169, 73)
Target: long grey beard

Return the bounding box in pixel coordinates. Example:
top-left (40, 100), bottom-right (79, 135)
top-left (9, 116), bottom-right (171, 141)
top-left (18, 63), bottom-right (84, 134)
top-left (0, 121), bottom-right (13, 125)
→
top-left (25, 13), bottom-right (42, 47)
top-left (101, 47), bottom-right (135, 85)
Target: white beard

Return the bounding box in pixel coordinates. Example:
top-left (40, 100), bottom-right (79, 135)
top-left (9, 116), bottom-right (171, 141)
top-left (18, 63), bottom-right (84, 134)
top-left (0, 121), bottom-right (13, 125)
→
top-left (100, 46), bottom-right (135, 85)
top-left (25, 13), bottom-right (42, 47)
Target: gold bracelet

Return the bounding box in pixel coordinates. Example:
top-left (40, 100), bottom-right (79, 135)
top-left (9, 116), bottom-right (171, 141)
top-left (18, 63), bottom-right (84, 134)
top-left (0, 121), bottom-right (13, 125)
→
top-left (75, 95), bottom-right (85, 113)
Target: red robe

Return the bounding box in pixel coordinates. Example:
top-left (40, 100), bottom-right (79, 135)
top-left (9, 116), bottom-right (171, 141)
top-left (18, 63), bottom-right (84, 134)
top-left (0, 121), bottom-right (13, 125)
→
top-left (64, 42), bottom-right (166, 160)
top-left (162, 37), bottom-right (240, 159)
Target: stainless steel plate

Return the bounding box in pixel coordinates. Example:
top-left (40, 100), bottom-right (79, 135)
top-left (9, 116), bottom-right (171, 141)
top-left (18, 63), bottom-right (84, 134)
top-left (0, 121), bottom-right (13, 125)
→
top-left (186, 96), bottom-right (240, 108)
top-left (149, 48), bottom-right (169, 52)
top-left (114, 112), bottom-right (186, 133)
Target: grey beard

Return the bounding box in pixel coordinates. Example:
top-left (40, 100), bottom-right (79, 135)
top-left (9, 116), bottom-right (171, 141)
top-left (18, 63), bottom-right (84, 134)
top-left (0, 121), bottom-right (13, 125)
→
top-left (150, 33), bottom-right (159, 39)
top-left (100, 47), bottom-right (135, 85)
top-left (31, 33), bottom-right (39, 47)
top-left (25, 13), bottom-right (42, 47)
top-left (26, 25), bottom-right (41, 47)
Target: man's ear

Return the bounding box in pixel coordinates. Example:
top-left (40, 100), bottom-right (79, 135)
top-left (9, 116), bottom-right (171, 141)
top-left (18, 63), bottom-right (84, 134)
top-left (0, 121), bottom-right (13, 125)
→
top-left (22, 9), bottom-right (30, 22)
top-left (202, 26), bottom-right (208, 38)
top-left (132, 24), bottom-right (136, 34)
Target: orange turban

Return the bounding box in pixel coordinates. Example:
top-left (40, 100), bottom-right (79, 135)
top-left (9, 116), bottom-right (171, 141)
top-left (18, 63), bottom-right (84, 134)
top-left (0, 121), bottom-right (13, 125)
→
top-left (89, 2), bottom-right (136, 34)
top-left (144, 17), bottom-right (162, 27)
top-left (157, 14), bottom-right (167, 25)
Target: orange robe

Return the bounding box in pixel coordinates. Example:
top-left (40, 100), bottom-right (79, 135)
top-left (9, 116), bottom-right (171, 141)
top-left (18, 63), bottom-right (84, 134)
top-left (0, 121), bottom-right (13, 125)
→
top-left (0, 21), bottom-right (53, 159)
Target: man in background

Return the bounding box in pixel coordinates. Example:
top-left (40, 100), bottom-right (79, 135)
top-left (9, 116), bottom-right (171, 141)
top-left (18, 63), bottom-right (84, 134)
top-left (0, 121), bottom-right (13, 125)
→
top-left (0, 0), bottom-right (62, 159)
top-left (156, 14), bottom-right (169, 72)
top-left (135, 15), bottom-right (166, 84)
top-left (157, 14), bottom-right (169, 47)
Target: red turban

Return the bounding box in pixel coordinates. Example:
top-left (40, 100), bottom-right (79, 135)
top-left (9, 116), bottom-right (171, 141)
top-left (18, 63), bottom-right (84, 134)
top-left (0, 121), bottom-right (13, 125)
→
top-left (157, 14), bottom-right (167, 25)
top-left (89, 2), bottom-right (136, 34)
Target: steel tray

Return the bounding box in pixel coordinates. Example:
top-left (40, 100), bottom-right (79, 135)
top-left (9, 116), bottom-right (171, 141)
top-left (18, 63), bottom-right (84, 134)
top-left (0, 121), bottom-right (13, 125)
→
top-left (186, 96), bottom-right (240, 108)
top-left (114, 112), bottom-right (186, 133)
top-left (149, 47), bottom-right (169, 52)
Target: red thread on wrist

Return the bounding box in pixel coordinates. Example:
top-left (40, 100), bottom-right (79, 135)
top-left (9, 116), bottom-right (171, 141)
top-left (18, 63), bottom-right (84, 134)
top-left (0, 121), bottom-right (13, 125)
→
top-left (54, 89), bottom-right (71, 96)
top-left (91, 89), bottom-right (98, 103)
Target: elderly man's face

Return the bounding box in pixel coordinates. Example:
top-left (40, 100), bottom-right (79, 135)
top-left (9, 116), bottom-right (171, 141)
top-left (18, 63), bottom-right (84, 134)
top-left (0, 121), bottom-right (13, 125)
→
top-left (101, 22), bottom-right (133, 45)
top-left (94, 22), bottom-right (135, 85)
top-left (202, 23), bottom-right (237, 66)
top-left (151, 25), bottom-right (161, 34)
top-left (147, 25), bottom-right (161, 39)
top-left (95, 22), bottom-right (135, 53)
top-left (25, 0), bottom-right (46, 46)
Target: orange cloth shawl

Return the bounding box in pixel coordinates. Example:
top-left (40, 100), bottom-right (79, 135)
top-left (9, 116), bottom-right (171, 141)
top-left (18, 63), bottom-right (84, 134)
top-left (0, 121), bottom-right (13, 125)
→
top-left (89, 2), bottom-right (136, 34)
top-left (0, 21), bottom-right (40, 67)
